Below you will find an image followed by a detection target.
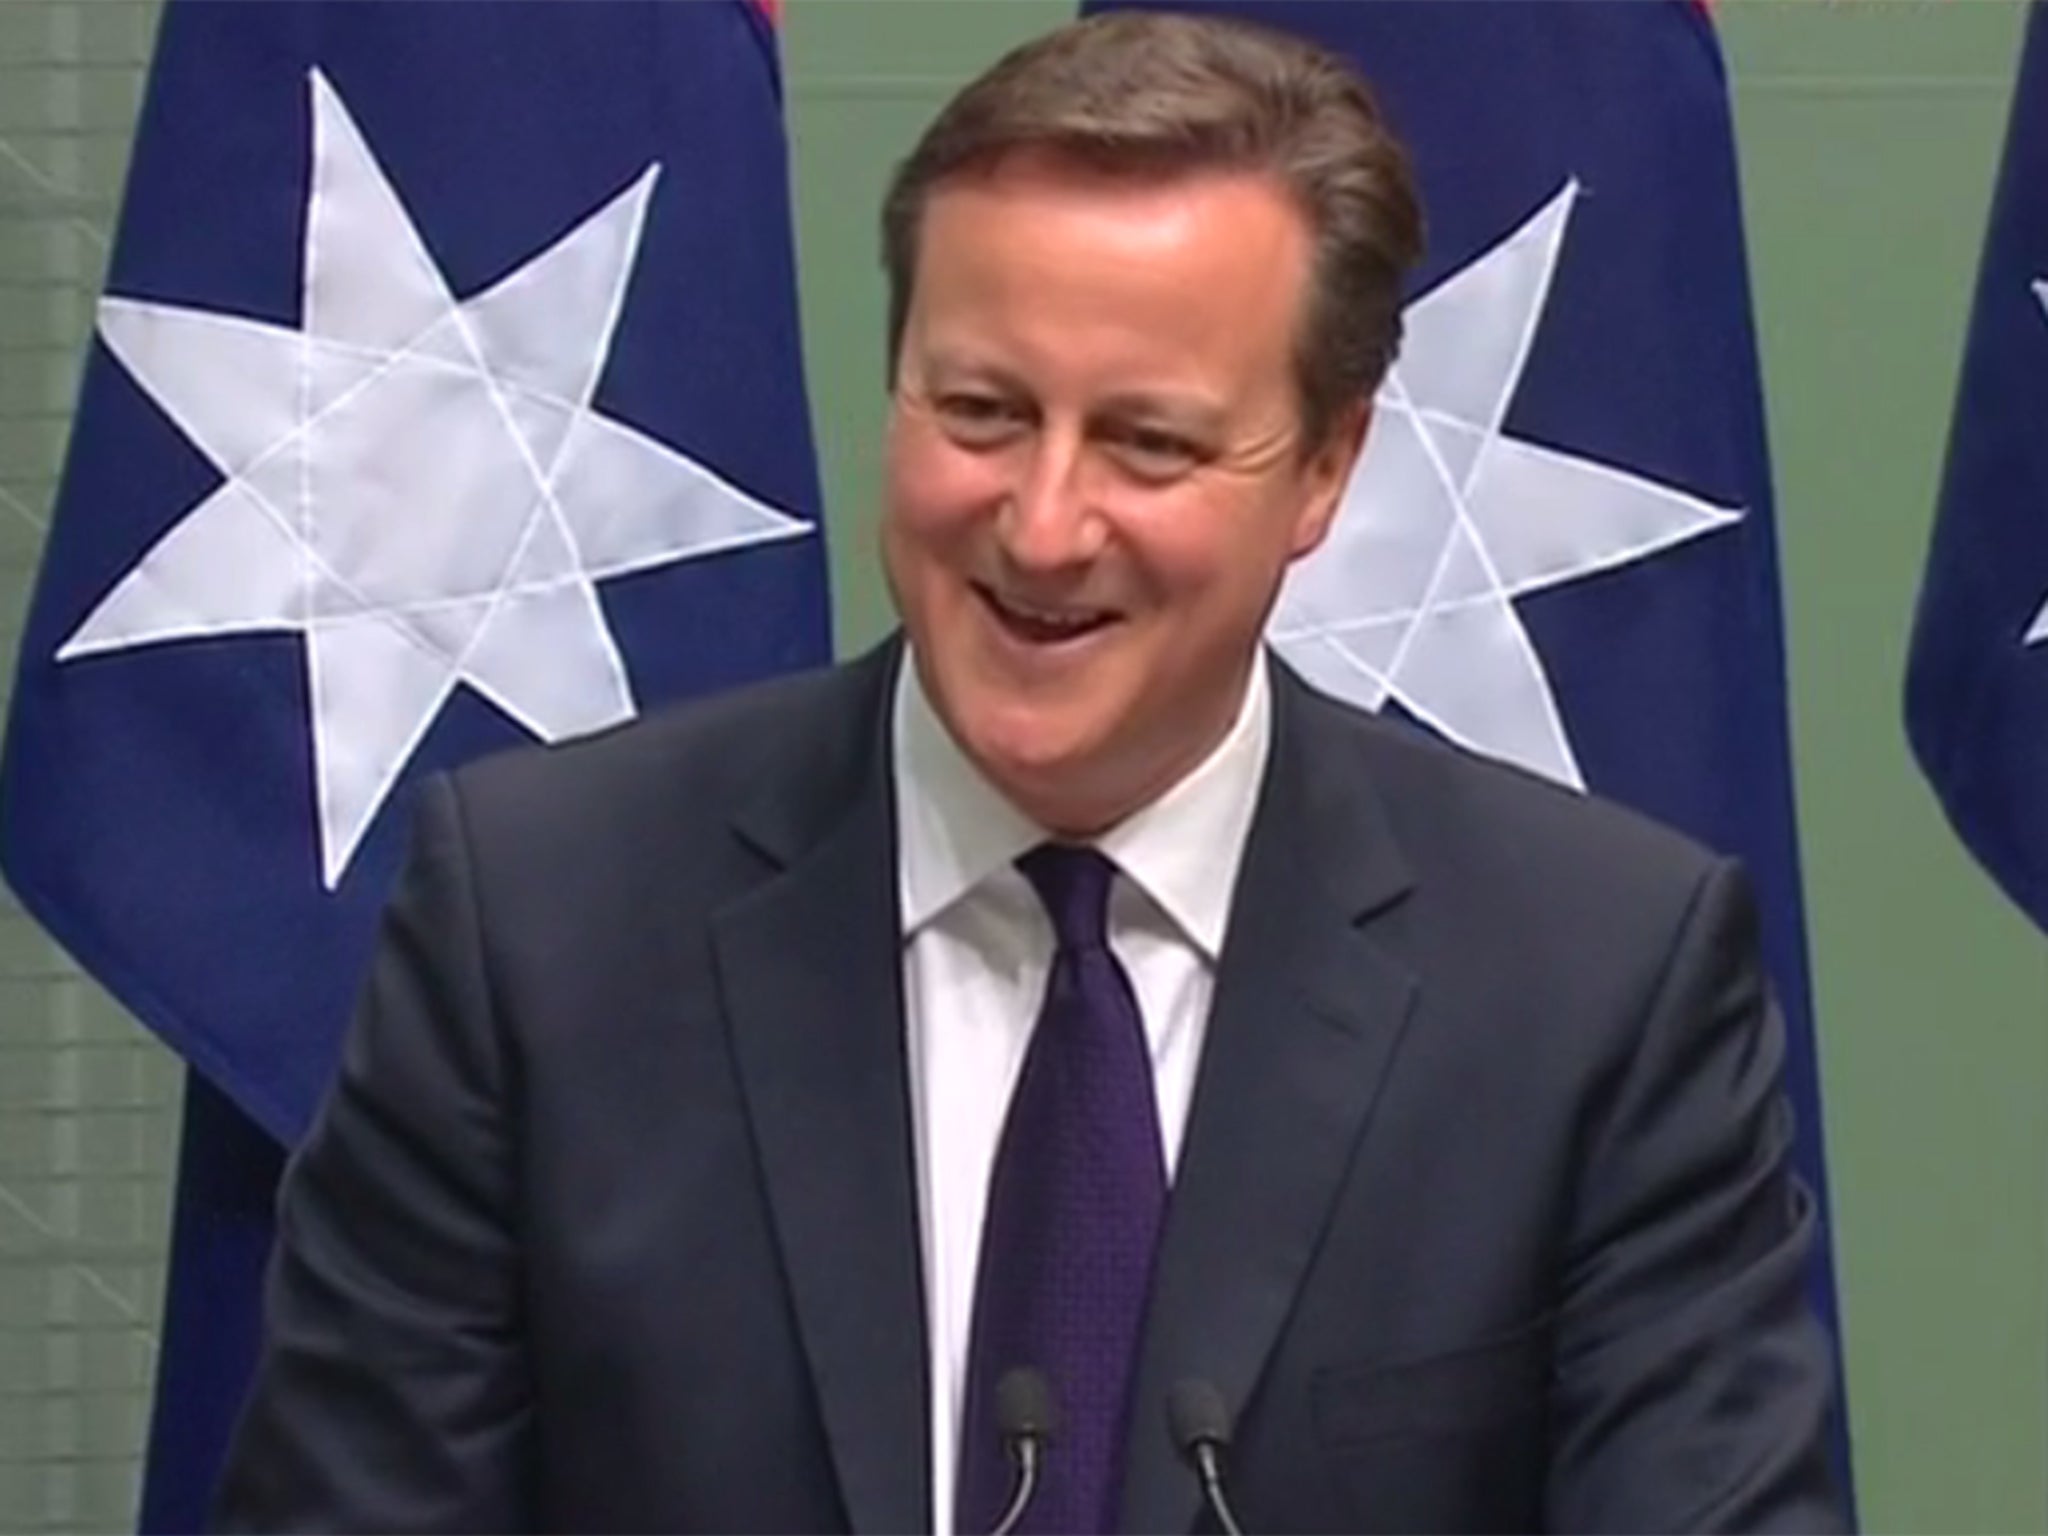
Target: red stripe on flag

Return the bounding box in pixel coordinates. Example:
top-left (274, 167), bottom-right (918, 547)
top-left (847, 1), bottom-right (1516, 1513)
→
top-left (749, 0), bottom-right (782, 24)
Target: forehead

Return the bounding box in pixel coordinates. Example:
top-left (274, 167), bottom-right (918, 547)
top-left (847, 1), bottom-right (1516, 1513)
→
top-left (908, 153), bottom-right (1314, 380)
top-left (920, 148), bottom-right (1306, 264)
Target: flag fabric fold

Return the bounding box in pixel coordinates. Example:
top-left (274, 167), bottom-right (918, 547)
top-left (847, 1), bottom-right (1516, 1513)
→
top-left (0, 1), bottom-right (830, 1526)
top-left (1906, 1), bottom-right (2048, 936)
top-left (1091, 0), bottom-right (1851, 1493)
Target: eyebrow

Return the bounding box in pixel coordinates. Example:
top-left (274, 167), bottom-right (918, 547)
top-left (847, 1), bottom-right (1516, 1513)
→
top-left (1090, 393), bottom-right (1227, 438)
top-left (916, 350), bottom-right (1019, 389)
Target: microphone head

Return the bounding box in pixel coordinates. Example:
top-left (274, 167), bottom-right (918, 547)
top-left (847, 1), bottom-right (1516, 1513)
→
top-left (1167, 1378), bottom-right (1233, 1462)
top-left (995, 1367), bottom-right (1059, 1445)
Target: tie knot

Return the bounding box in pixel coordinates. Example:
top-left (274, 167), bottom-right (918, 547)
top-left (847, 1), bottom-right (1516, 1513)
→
top-left (1016, 843), bottom-right (1117, 953)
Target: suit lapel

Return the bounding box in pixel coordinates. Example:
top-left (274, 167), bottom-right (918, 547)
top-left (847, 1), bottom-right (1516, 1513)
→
top-left (1120, 669), bottom-right (1420, 1535)
top-left (714, 646), bottom-right (931, 1534)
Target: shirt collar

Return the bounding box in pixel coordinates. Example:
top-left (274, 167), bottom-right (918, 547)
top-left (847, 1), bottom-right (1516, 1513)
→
top-left (893, 648), bottom-right (1273, 961)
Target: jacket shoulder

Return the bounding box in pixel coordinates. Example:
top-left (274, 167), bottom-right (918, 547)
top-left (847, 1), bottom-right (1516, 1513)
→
top-left (431, 650), bottom-right (888, 872)
top-left (1291, 676), bottom-right (1733, 913)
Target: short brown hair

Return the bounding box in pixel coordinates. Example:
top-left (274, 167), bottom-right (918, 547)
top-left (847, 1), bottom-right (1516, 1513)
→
top-left (880, 9), bottom-right (1424, 451)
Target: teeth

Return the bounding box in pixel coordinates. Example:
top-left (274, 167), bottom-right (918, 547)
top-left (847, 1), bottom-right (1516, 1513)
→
top-left (994, 593), bottom-right (1105, 629)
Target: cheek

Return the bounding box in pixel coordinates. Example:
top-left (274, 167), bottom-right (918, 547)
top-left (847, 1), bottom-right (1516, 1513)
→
top-left (1110, 500), bottom-right (1302, 652)
top-left (1114, 503), bottom-right (1249, 609)
top-left (885, 418), bottom-right (1007, 546)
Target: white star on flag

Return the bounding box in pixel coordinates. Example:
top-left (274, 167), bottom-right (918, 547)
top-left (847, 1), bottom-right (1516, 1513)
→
top-left (2026, 278), bottom-right (2048, 647)
top-left (59, 70), bottom-right (812, 889)
top-left (1270, 181), bottom-right (1742, 789)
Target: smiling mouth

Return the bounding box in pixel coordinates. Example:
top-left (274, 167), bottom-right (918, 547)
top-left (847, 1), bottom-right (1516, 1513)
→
top-left (975, 583), bottom-right (1119, 645)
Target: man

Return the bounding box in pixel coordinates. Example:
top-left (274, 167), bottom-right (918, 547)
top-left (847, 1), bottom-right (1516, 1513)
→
top-left (215, 12), bottom-right (1845, 1533)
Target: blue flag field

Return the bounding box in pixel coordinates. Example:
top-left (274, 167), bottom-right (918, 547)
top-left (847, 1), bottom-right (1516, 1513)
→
top-left (0, 0), bottom-right (830, 1524)
top-left (1092, 0), bottom-right (1852, 1492)
top-left (1907, 1), bottom-right (2048, 937)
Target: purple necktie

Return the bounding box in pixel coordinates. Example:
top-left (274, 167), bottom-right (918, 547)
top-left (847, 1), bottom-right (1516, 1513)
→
top-left (955, 845), bottom-right (1168, 1536)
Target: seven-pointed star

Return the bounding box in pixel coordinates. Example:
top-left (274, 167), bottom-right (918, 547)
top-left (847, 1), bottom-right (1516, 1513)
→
top-left (60, 69), bottom-right (812, 889)
top-left (2026, 278), bottom-right (2048, 647)
top-left (1270, 181), bottom-right (1742, 789)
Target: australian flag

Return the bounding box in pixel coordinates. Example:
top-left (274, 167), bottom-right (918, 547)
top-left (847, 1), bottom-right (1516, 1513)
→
top-left (1094, 0), bottom-right (1852, 1493)
top-left (1906, 2), bottom-right (2048, 937)
top-left (0, 1), bottom-right (831, 1526)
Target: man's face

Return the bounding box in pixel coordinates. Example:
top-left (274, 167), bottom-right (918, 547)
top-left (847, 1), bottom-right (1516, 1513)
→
top-left (882, 152), bottom-right (1366, 835)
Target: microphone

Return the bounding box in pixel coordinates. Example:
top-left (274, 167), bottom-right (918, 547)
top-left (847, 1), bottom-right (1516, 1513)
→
top-left (1168, 1378), bottom-right (1247, 1536)
top-left (989, 1366), bottom-right (1058, 1536)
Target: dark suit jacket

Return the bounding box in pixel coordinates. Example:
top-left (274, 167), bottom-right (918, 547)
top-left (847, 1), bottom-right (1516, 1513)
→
top-left (214, 640), bottom-right (1845, 1533)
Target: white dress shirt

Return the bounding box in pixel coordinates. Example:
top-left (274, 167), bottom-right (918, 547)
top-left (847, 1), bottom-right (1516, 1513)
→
top-left (893, 652), bottom-right (1273, 1535)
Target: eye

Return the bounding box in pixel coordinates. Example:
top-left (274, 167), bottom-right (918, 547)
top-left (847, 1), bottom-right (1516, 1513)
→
top-left (934, 391), bottom-right (1029, 446)
top-left (1106, 423), bottom-right (1204, 481)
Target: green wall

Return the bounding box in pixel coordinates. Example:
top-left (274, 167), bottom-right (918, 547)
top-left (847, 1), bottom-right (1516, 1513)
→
top-left (1724, 4), bottom-right (2048, 1528)
top-left (787, 0), bottom-right (1071, 654)
top-left (783, 3), bottom-right (2048, 1530)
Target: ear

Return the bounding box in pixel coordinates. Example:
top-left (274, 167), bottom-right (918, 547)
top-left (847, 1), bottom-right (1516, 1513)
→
top-left (1288, 397), bottom-right (1371, 560)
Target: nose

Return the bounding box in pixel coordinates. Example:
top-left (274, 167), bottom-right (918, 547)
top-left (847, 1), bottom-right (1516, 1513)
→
top-left (996, 426), bottom-right (1103, 573)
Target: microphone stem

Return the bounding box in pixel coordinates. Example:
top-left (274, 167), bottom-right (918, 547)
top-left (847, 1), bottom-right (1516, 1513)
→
top-left (990, 1439), bottom-right (1041, 1536)
top-left (1195, 1443), bottom-right (1246, 1536)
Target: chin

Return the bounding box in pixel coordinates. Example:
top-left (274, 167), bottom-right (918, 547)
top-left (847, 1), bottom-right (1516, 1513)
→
top-left (956, 710), bottom-right (1108, 821)
top-left (965, 720), bottom-right (1083, 789)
